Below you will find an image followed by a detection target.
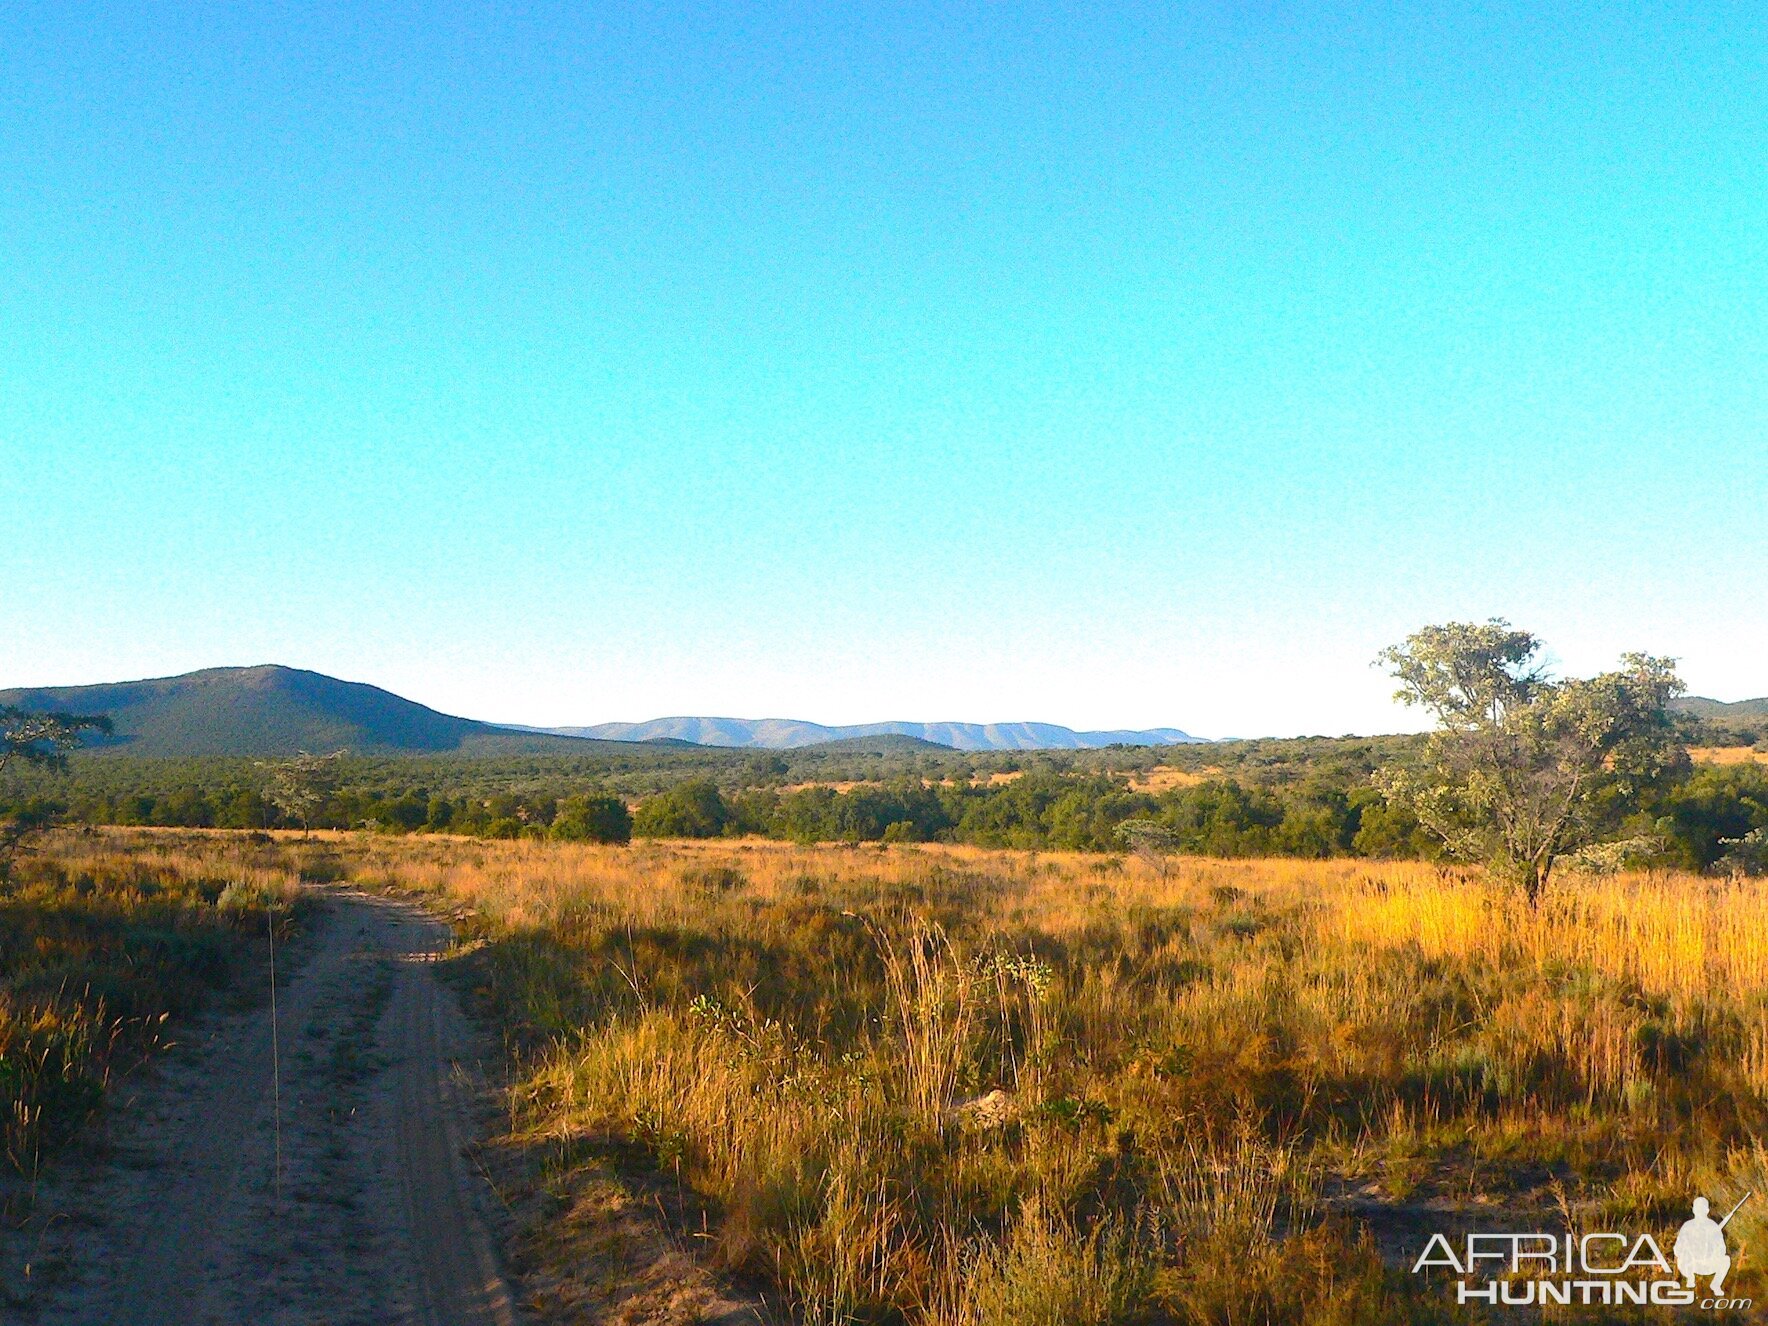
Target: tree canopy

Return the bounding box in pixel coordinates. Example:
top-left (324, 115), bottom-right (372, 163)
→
top-left (1378, 620), bottom-right (1686, 900)
top-left (1, 706), bottom-right (112, 867)
top-left (0, 706), bottom-right (111, 775)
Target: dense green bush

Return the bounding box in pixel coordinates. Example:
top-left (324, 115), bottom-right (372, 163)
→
top-left (550, 793), bottom-right (632, 844)
top-left (632, 780), bottom-right (728, 838)
top-left (1649, 764), bottom-right (1768, 869)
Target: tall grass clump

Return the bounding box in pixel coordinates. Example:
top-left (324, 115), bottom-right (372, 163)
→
top-left (929, 1196), bottom-right (1153, 1326)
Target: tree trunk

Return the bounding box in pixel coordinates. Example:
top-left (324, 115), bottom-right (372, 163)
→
top-left (1527, 856), bottom-right (1552, 906)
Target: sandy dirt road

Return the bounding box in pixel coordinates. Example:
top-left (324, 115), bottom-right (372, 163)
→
top-left (14, 888), bottom-right (518, 1326)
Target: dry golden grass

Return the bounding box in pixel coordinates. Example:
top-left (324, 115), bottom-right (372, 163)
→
top-left (1125, 765), bottom-right (1214, 793)
top-left (25, 829), bottom-right (1768, 1322)
top-left (1, 833), bottom-right (296, 1211)
top-left (1690, 745), bottom-right (1768, 766)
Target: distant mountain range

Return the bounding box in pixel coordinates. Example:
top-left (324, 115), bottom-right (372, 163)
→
top-left (541, 717), bottom-right (1204, 750)
top-left (0, 666), bottom-right (1207, 757)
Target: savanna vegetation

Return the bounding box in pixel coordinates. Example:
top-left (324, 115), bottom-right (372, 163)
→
top-left (12, 828), bottom-right (1766, 1322)
top-left (1, 689), bottom-right (303, 1227)
top-left (0, 705), bottom-right (289, 1222)
top-left (4, 626), bottom-right (1763, 879)
top-left (5, 625), bottom-right (1767, 1320)
top-left (4, 732), bottom-right (1765, 873)
top-left (0, 836), bottom-right (297, 1223)
top-left (387, 837), bottom-right (1768, 1322)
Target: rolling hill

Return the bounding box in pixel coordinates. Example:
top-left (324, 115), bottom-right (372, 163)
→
top-left (550, 716), bottom-right (1204, 751)
top-left (1674, 695), bottom-right (1768, 721)
top-left (0, 666), bottom-right (625, 757)
top-left (789, 733), bottom-right (954, 754)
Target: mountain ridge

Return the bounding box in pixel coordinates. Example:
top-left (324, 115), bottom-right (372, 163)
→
top-left (2, 666), bottom-right (1208, 755)
top-left (1673, 695), bottom-right (1768, 721)
top-left (543, 716), bottom-right (1205, 751)
top-left (4, 668), bottom-right (1760, 758)
top-left (0, 666), bottom-right (632, 757)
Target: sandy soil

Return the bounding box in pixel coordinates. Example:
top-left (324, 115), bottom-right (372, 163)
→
top-left (8, 888), bottom-right (518, 1326)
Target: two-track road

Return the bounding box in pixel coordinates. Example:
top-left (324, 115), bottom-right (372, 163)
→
top-left (23, 889), bottom-right (518, 1326)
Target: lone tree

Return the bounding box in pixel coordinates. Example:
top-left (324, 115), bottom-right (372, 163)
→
top-left (1377, 621), bottom-right (1685, 902)
top-left (258, 750), bottom-right (346, 836)
top-left (0, 705), bottom-right (111, 867)
top-left (1115, 818), bottom-right (1183, 881)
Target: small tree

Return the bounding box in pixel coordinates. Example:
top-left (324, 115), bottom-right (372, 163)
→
top-left (1377, 620), bottom-right (1685, 902)
top-left (1716, 828), bottom-right (1768, 879)
top-left (257, 751), bottom-right (346, 836)
top-left (1115, 818), bottom-right (1183, 881)
top-left (0, 705), bottom-right (111, 869)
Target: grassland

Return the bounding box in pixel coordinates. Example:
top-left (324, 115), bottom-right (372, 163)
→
top-left (13, 829), bottom-right (1768, 1322)
top-left (1691, 747), bottom-right (1768, 767)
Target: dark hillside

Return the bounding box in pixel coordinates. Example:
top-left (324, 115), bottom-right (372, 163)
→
top-left (0, 666), bottom-right (625, 757)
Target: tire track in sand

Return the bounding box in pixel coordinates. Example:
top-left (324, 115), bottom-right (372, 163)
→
top-left (24, 888), bottom-right (517, 1326)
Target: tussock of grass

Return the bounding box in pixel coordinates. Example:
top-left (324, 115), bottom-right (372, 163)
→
top-left (928, 1195), bottom-right (1152, 1326)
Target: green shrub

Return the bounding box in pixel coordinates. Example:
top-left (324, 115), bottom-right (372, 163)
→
top-left (550, 793), bottom-right (633, 845)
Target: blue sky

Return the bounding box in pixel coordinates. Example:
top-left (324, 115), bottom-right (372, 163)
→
top-left (4, 3), bottom-right (1765, 737)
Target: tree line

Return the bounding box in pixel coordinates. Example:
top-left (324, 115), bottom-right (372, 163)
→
top-left (5, 623), bottom-right (1767, 882)
top-left (7, 755), bottom-right (1758, 873)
